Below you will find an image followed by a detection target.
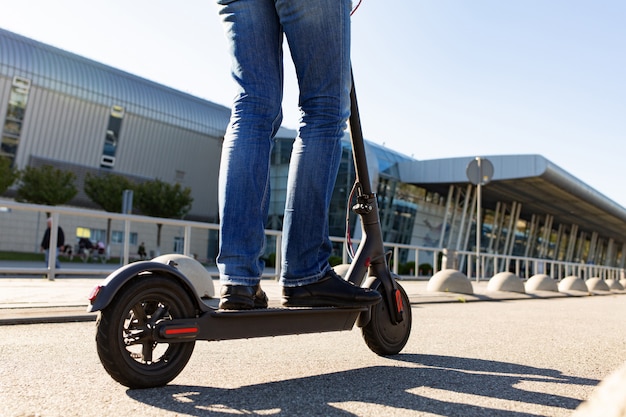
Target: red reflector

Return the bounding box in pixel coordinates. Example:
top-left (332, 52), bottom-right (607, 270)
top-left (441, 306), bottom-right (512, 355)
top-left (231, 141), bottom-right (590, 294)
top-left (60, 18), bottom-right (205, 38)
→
top-left (88, 286), bottom-right (102, 304)
top-left (164, 327), bottom-right (199, 336)
top-left (394, 289), bottom-right (404, 313)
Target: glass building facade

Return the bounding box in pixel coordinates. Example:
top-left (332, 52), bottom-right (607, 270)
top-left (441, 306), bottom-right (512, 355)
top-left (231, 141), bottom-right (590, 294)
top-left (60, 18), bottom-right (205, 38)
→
top-left (267, 136), bottom-right (428, 263)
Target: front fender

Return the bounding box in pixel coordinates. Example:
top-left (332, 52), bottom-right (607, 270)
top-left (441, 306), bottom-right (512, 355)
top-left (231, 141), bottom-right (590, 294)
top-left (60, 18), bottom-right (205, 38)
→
top-left (87, 261), bottom-right (207, 313)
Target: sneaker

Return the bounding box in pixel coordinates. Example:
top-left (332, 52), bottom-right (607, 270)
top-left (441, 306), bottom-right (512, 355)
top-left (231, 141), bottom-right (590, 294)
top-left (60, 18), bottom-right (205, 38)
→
top-left (219, 284), bottom-right (268, 310)
top-left (282, 270), bottom-right (381, 308)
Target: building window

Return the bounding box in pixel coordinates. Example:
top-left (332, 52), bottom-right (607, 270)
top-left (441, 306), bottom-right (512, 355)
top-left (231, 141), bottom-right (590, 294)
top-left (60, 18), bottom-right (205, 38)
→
top-left (101, 105), bottom-right (124, 168)
top-left (173, 237), bottom-right (184, 253)
top-left (75, 227), bottom-right (106, 243)
top-left (111, 230), bottom-right (138, 245)
top-left (175, 170), bottom-right (186, 182)
top-left (1, 76), bottom-right (31, 164)
top-left (76, 227), bottom-right (91, 238)
top-left (77, 227), bottom-right (137, 245)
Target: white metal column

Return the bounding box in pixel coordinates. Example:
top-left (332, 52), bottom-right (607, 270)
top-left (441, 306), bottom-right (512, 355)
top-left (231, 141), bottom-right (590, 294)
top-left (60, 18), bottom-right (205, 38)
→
top-left (455, 184), bottom-right (473, 252)
top-left (487, 201), bottom-right (501, 254)
top-left (494, 203), bottom-right (508, 254)
top-left (575, 231), bottom-right (587, 263)
top-left (553, 223), bottom-right (564, 260)
top-left (565, 224), bottom-right (579, 262)
top-left (524, 214), bottom-right (538, 258)
top-left (587, 232), bottom-right (599, 263)
top-left (438, 185), bottom-right (454, 249)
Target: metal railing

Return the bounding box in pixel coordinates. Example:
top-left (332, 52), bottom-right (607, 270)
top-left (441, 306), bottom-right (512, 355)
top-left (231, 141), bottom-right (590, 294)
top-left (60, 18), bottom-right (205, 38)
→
top-left (0, 200), bottom-right (225, 280)
top-left (1, 200), bottom-right (624, 282)
top-left (458, 251), bottom-right (625, 282)
top-left (330, 239), bottom-right (625, 282)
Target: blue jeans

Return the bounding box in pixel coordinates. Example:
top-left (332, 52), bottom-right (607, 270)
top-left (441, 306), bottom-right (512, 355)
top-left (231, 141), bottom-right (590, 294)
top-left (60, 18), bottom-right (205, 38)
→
top-left (44, 249), bottom-right (61, 269)
top-left (216, 0), bottom-right (352, 287)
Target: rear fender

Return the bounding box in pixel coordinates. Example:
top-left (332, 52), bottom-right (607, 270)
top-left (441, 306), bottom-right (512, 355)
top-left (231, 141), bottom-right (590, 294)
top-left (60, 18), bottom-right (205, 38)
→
top-left (87, 261), bottom-right (208, 313)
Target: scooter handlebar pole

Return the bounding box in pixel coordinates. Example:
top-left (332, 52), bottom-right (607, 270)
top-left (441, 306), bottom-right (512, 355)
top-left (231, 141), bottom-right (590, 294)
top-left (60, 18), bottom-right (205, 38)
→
top-left (349, 70), bottom-right (372, 197)
top-left (347, 70), bottom-right (404, 324)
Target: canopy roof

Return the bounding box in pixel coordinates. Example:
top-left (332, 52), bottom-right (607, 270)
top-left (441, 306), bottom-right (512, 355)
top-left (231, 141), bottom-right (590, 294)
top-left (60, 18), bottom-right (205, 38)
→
top-left (398, 154), bottom-right (626, 242)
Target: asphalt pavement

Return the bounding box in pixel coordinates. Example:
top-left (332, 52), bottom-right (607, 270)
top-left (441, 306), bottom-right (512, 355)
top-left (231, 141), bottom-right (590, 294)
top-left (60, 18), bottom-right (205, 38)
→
top-left (3, 289), bottom-right (626, 416)
top-left (3, 261), bottom-right (626, 416)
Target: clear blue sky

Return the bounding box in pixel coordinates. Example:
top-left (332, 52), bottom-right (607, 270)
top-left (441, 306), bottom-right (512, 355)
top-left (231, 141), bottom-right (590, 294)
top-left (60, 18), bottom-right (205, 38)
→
top-left (1, 0), bottom-right (625, 207)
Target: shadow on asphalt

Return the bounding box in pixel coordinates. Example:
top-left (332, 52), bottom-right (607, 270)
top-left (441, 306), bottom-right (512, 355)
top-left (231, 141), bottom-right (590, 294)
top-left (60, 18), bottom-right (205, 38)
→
top-left (126, 354), bottom-right (598, 416)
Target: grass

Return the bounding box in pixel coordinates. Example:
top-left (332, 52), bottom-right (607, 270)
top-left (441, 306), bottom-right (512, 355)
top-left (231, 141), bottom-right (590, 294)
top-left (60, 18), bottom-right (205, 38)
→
top-left (0, 251), bottom-right (44, 261)
top-left (0, 250), bottom-right (121, 264)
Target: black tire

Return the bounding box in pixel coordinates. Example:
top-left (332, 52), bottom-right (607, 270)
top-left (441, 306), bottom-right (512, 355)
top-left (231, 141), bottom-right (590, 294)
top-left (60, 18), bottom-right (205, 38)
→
top-left (95, 274), bottom-right (196, 389)
top-left (362, 281), bottom-right (412, 355)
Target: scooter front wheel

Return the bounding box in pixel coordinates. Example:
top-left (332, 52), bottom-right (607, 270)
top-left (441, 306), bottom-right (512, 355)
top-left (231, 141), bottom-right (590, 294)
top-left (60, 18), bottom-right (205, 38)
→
top-left (362, 280), bottom-right (412, 355)
top-left (95, 275), bottom-right (196, 388)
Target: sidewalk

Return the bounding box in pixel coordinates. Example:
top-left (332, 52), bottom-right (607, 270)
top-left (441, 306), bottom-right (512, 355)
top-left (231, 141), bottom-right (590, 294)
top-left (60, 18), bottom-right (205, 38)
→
top-left (1, 261), bottom-right (622, 325)
top-left (0, 277), bottom-right (102, 325)
top-left (0, 260), bottom-right (116, 325)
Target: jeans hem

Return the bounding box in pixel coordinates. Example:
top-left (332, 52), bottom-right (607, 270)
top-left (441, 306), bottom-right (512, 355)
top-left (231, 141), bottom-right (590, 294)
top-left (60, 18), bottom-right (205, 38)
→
top-left (280, 268), bottom-right (331, 287)
top-left (219, 276), bottom-right (262, 286)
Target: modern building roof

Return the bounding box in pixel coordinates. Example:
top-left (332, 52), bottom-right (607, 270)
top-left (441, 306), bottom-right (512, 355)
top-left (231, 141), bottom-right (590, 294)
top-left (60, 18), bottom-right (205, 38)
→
top-left (398, 154), bottom-right (626, 242)
top-left (363, 139), bottom-right (415, 174)
top-left (0, 28), bottom-right (300, 140)
top-left (0, 28), bottom-right (231, 137)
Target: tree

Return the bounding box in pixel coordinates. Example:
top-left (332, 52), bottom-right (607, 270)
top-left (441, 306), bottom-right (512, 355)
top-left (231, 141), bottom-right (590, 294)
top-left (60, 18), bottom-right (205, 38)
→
top-left (84, 172), bottom-right (135, 250)
top-left (135, 179), bottom-right (193, 256)
top-left (15, 165), bottom-right (77, 208)
top-left (0, 157), bottom-right (18, 195)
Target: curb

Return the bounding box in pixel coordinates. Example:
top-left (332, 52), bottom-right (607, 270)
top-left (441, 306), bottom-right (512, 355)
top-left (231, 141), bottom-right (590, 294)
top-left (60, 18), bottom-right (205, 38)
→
top-left (0, 306), bottom-right (96, 326)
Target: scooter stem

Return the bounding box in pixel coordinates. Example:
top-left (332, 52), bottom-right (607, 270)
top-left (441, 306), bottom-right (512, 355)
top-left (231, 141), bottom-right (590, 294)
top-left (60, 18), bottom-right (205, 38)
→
top-left (348, 71), bottom-right (372, 196)
top-left (346, 71), bottom-right (404, 324)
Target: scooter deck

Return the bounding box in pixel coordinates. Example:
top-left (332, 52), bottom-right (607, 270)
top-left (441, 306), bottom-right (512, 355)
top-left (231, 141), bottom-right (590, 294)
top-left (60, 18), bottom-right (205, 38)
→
top-left (170, 306), bottom-right (368, 342)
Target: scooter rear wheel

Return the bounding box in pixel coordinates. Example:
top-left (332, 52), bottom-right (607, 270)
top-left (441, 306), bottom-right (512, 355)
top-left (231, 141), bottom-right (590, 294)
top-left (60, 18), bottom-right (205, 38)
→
top-left (95, 274), bottom-right (196, 388)
top-left (362, 280), bottom-right (411, 355)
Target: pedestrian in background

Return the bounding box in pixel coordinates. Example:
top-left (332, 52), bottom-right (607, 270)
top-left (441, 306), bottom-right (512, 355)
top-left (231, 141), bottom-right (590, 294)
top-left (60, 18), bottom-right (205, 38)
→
top-left (41, 217), bottom-right (65, 270)
top-left (138, 242), bottom-right (147, 260)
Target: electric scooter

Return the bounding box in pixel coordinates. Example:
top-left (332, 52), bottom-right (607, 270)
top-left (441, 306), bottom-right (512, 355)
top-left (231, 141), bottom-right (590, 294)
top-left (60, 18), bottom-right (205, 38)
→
top-left (88, 74), bottom-right (412, 389)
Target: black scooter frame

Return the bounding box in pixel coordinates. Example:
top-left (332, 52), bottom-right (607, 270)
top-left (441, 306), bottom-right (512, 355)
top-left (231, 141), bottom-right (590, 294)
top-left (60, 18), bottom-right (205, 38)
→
top-left (89, 75), bottom-right (406, 348)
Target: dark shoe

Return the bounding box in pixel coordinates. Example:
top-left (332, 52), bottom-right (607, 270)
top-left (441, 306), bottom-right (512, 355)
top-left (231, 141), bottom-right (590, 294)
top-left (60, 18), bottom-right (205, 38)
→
top-left (219, 284), bottom-right (268, 310)
top-left (282, 270), bottom-right (382, 308)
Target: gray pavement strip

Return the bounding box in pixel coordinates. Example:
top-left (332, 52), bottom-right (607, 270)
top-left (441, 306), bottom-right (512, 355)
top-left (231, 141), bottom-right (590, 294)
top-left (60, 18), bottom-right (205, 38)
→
top-left (1, 276), bottom-right (623, 325)
top-left (0, 307), bottom-right (97, 325)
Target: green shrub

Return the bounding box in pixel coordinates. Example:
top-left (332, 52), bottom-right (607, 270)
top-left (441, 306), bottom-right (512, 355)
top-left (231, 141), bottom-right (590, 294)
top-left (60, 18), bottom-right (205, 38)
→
top-left (418, 263), bottom-right (433, 275)
top-left (398, 261), bottom-right (415, 275)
